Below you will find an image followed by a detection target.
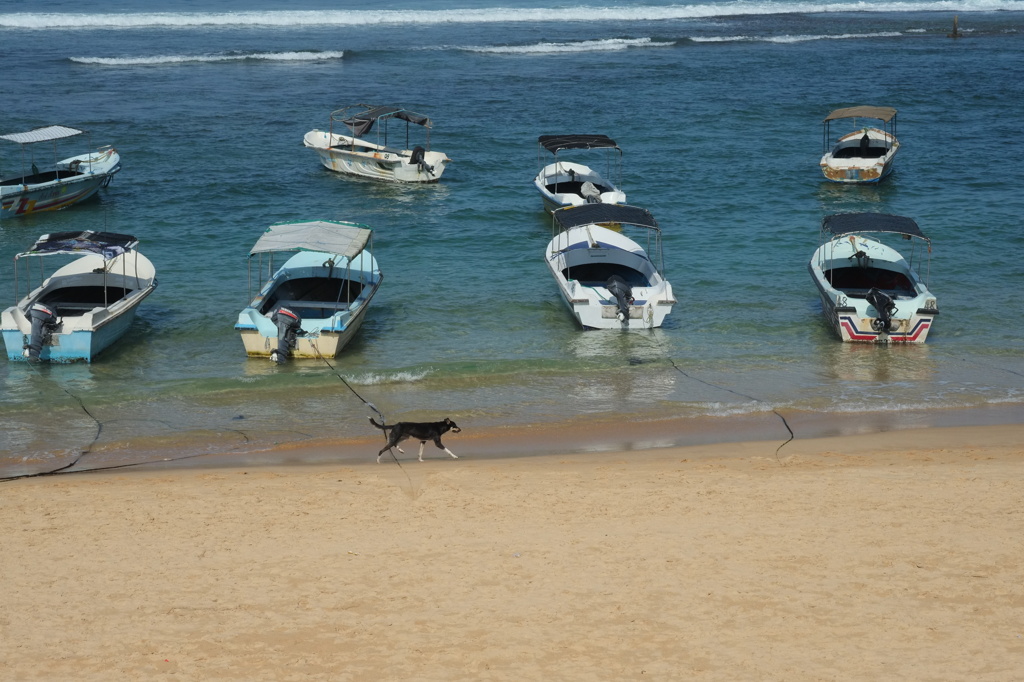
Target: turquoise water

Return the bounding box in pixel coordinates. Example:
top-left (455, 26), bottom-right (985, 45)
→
top-left (1, 1), bottom-right (1022, 476)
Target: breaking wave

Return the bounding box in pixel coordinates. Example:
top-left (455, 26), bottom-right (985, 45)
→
top-left (466, 37), bottom-right (675, 54)
top-left (4, 2), bottom-right (1024, 30)
top-left (691, 30), bottom-right (904, 43)
top-left (69, 50), bottom-right (345, 65)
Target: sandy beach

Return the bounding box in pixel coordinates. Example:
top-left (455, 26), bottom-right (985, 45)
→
top-left (2, 423), bottom-right (1023, 681)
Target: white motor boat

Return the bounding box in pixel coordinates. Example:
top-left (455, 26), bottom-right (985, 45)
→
top-left (819, 106), bottom-right (899, 184)
top-left (809, 212), bottom-right (938, 343)
top-left (1, 125), bottom-right (121, 219)
top-left (534, 134), bottom-right (626, 213)
top-left (545, 204), bottom-right (675, 330)
top-left (235, 220), bottom-right (383, 362)
top-left (1, 231), bottom-right (157, 362)
top-left (303, 105), bottom-right (450, 183)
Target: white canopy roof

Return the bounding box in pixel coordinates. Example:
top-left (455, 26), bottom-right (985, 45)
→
top-left (249, 220), bottom-right (372, 258)
top-left (0, 125), bottom-right (84, 144)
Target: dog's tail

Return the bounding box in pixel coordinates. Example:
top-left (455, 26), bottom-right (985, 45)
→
top-left (368, 416), bottom-right (388, 431)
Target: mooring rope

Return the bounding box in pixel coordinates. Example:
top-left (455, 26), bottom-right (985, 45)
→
top-left (0, 361), bottom-right (103, 481)
top-left (308, 339), bottom-right (405, 470)
top-left (667, 358), bottom-right (795, 464)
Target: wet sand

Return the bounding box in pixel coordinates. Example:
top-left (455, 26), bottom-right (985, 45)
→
top-left (2, 423), bottom-right (1023, 680)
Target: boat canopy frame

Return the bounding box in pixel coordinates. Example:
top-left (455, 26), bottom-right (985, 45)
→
top-left (538, 134), bottom-right (620, 155)
top-left (0, 123), bottom-right (111, 188)
top-left (11, 230), bottom-right (147, 308)
top-left (819, 212), bottom-right (931, 286)
top-left (552, 204), bottom-right (667, 276)
top-left (537, 134), bottom-right (623, 192)
top-left (1, 125), bottom-right (95, 179)
top-left (328, 104), bottom-right (433, 151)
top-left (246, 220), bottom-right (376, 302)
top-left (822, 106), bottom-right (898, 153)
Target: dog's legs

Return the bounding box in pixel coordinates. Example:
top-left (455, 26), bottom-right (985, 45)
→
top-left (417, 441), bottom-right (426, 462)
top-left (433, 438), bottom-right (458, 459)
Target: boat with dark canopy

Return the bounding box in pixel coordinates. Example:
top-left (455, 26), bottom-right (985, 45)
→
top-left (303, 104), bottom-right (450, 183)
top-left (533, 134), bottom-right (626, 213)
top-left (1, 231), bottom-right (157, 362)
top-left (809, 212), bottom-right (938, 343)
top-left (545, 203), bottom-right (674, 330)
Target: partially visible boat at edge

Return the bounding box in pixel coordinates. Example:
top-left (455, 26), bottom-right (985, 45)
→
top-left (1, 125), bottom-right (121, 219)
top-left (1, 231), bottom-right (157, 362)
top-left (545, 203), bottom-right (675, 330)
top-left (809, 212), bottom-right (938, 343)
top-left (534, 134), bottom-right (626, 213)
top-left (303, 104), bottom-right (450, 183)
top-left (819, 106), bottom-right (899, 184)
top-left (235, 220), bottom-right (383, 362)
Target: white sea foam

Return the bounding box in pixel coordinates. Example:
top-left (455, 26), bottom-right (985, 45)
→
top-left (765, 30), bottom-right (904, 42)
top-left (4, 3), bottom-right (1023, 30)
top-left (69, 51), bottom-right (345, 66)
top-left (691, 30), bottom-right (902, 43)
top-left (349, 369), bottom-right (434, 386)
top-left (467, 37), bottom-right (675, 54)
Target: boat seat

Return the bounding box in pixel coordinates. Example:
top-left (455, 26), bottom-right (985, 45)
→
top-left (832, 146), bottom-right (889, 160)
top-left (271, 300), bottom-right (350, 316)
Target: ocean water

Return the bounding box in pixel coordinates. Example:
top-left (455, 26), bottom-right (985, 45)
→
top-left (1, 0), bottom-right (1022, 476)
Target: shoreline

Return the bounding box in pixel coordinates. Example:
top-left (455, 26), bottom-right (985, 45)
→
top-left (3, 423), bottom-right (1023, 680)
top-left (2, 401), bottom-right (1021, 479)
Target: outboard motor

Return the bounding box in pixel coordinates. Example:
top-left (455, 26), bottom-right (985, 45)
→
top-left (269, 307), bottom-right (303, 364)
top-left (581, 181), bottom-right (602, 203)
top-left (409, 146), bottom-right (434, 174)
top-left (24, 303), bottom-right (58, 362)
top-left (606, 275), bottom-right (634, 323)
top-left (866, 287), bottom-right (897, 333)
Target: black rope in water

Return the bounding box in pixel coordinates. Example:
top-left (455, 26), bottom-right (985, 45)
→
top-left (0, 362), bottom-right (105, 481)
top-left (667, 358), bottom-right (795, 464)
top-left (944, 352), bottom-right (1024, 379)
top-left (308, 340), bottom-right (405, 469)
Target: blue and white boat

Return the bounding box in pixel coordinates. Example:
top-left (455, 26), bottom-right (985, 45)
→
top-left (1, 125), bottom-right (121, 219)
top-left (809, 213), bottom-right (938, 343)
top-left (545, 204), bottom-right (675, 330)
top-left (235, 220), bottom-right (383, 362)
top-left (1, 231), bottom-right (157, 362)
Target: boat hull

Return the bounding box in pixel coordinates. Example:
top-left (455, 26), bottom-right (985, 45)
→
top-left (534, 161), bottom-right (626, 213)
top-left (820, 129), bottom-right (899, 184)
top-left (235, 251), bottom-right (382, 360)
top-left (0, 249), bottom-right (156, 362)
top-left (808, 236), bottom-right (937, 344)
top-left (0, 149), bottom-right (121, 218)
top-left (303, 130), bottom-right (449, 183)
top-left (545, 225), bottom-right (674, 330)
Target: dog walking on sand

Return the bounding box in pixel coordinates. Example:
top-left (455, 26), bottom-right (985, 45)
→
top-left (369, 417), bottom-right (461, 462)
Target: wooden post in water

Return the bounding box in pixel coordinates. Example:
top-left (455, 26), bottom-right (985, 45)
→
top-left (947, 15), bottom-right (962, 39)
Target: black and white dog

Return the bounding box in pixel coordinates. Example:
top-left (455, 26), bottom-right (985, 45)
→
top-left (369, 417), bottom-right (461, 463)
